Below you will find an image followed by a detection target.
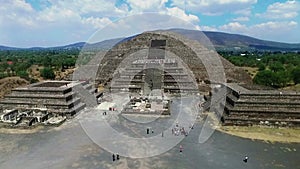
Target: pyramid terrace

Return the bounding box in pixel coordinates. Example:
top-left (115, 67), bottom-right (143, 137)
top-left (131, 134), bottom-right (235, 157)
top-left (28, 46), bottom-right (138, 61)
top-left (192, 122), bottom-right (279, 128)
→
top-left (206, 83), bottom-right (300, 126)
top-left (0, 81), bottom-right (102, 127)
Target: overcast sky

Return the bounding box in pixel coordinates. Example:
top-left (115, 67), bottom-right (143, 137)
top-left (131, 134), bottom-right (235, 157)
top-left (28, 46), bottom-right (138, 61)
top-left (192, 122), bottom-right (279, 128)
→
top-left (0, 0), bottom-right (299, 47)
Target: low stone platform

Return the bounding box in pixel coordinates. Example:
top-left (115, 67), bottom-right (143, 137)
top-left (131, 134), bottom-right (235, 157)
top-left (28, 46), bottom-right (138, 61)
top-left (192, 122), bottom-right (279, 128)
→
top-left (0, 80), bottom-right (103, 127)
top-left (121, 93), bottom-right (171, 116)
top-left (208, 83), bottom-right (300, 126)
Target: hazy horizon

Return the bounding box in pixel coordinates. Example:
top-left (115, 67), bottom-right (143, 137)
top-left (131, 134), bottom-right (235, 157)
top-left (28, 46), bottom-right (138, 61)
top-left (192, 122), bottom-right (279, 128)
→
top-left (0, 0), bottom-right (299, 48)
top-left (2, 28), bottom-right (300, 49)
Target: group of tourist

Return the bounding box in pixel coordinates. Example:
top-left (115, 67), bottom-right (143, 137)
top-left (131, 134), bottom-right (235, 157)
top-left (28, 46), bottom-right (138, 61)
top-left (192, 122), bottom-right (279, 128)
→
top-left (146, 127), bottom-right (154, 134)
top-left (171, 122), bottom-right (192, 137)
top-left (172, 126), bottom-right (187, 136)
top-left (110, 122), bottom-right (249, 163)
top-left (112, 153), bottom-right (120, 162)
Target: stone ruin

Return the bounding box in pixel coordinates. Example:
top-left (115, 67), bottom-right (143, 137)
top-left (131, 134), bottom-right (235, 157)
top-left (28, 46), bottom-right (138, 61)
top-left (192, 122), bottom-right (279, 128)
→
top-left (87, 31), bottom-right (252, 118)
top-left (122, 90), bottom-right (170, 116)
top-left (205, 83), bottom-right (300, 126)
top-left (2, 31), bottom-right (297, 127)
top-left (109, 39), bottom-right (199, 95)
top-left (0, 81), bottom-right (102, 127)
top-left (95, 31), bottom-right (252, 93)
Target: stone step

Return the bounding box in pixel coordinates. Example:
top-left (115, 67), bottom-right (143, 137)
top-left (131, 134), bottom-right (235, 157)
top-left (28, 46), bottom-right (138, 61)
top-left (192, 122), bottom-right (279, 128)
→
top-left (224, 116), bottom-right (300, 124)
top-left (11, 90), bottom-right (66, 96)
top-left (228, 111), bottom-right (300, 117)
top-left (240, 94), bottom-right (300, 99)
top-left (234, 103), bottom-right (300, 110)
top-left (0, 97), bottom-right (81, 107)
top-left (226, 94), bottom-right (238, 105)
top-left (111, 85), bottom-right (142, 89)
top-left (225, 102), bottom-right (300, 111)
top-left (6, 91), bottom-right (76, 99)
top-left (229, 109), bottom-right (300, 114)
top-left (114, 79), bottom-right (143, 82)
top-left (125, 68), bottom-right (144, 70)
top-left (68, 102), bottom-right (86, 116)
top-left (12, 87), bottom-right (69, 93)
top-left (163, 80), bottom-right (195, 83)
top-left (236, 100), bottom-right (300, 105)
top-left (53, 102), bottom-right (86, 116)
top-left (164, 67), bottom-right (184, 70)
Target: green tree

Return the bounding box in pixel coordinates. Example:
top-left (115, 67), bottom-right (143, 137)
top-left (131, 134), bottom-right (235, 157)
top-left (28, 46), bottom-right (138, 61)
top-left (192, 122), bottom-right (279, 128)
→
top-left (29, 78), bottom-right (39, 84)
top-left (62, 58), bottom-right (76, 68)
top-left (42, 56), bottom-right (52, 67)
top-left (292, 67), bottom-right (300, 84)
top-left (16, 71), bottom-right (29, 80)
top-left (40, 67), bottom-right (55, 79)
top-left (269, 62), bottom-right (285, 72)
top-left (253, 70), bottom-right (275, 87)
top-left (257, 63), bottom-right (266, 71)
top-left (274, 71), bottom-right (290, 87)
top-left (254, 70), bottom-right (290, 88)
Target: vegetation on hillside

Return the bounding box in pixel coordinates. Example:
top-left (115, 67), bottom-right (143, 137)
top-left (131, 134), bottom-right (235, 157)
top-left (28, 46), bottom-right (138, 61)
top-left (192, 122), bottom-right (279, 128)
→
top-left (0, 48), bottom-right (300, 89)
top-left (219, 51), bottom-right (300, 88)
top-left (0, 49), bottom-right (79, 82)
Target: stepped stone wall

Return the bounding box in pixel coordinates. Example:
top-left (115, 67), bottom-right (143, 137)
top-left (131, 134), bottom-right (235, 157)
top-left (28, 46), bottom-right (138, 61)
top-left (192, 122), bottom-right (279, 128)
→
top-left (0, 81), bottom-right (102, 119)
top-left (95, 31), bottom-right (252, 91)
top-left (219, 83), bottom-right (300, 126)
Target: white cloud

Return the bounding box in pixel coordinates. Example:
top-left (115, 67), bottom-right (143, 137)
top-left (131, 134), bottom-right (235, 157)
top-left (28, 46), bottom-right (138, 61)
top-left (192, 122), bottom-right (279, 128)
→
top-left (257, 0), bottom-right (300, 19)
top-left (0, 0), bottom-right (120, 47)
top-left (200, 26), bottom-right (218, 31)
top-left (219, 22), bottom-right (248, 32)
top-left (48, 0), bottom-right (128, 17)
top-left (219, 21), bottom-right (298, 33)
top-left (88, 13), bottom-right (200, 44)
top-left (165, 7), bottom-right (199, 23)
top-left (232, 16), bottom-right (249, 22)
top-left (0, 0), bottom-right (299, 47)
top-left (214, 21), bottom-right (299, 42)
top-left (81, 17), bottom-right (112, 29)
top-left (0, 0), bottom-right (203, 47)
top-left (126, 0), bottom-right (168, 12)
top-left (171, 0), bottom-right (257, 15)
top-left (125, 0), bottom-right (200, 24)
top-left (253, 21), bottom-right (297, 30)
top-left (234, 8), bottom-right (252, 16)
top-left (0, 1), bottom-right (36, 27)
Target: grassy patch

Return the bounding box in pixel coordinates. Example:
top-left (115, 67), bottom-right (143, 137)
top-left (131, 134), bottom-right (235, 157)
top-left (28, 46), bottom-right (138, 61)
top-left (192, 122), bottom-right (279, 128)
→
top-left (282, 84), bottom-right (300, 92)
top-left (219, 125), bottom-right (300, 143)
top-left (241, 67), bottom-right (258, 79)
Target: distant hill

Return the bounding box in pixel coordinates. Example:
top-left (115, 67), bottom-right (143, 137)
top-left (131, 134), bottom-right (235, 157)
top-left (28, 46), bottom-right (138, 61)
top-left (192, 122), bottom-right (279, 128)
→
top-left (0, 45), bottom-right (20, 51)
top-left (1, 29), bottom-right (300, 51)
top-left (52, 42), bottom-right (86, 50)
top-left (82, 38), bottom-right (124, 51)
top-left (0, 42), bottom-right (87, 51)
top-left (170, 29), bottom-right (300, 51)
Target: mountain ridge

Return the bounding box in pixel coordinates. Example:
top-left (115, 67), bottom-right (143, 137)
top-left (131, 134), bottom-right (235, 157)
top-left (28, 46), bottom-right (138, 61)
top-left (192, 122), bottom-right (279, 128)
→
top-left (1, 29), bottom-right (300, 51)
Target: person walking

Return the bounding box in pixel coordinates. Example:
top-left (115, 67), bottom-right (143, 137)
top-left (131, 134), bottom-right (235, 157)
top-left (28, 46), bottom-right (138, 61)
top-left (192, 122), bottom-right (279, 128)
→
top-left (112, 154), bottom-right (115, 161)
top-left (179, 145), bottom-right (183, 153)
